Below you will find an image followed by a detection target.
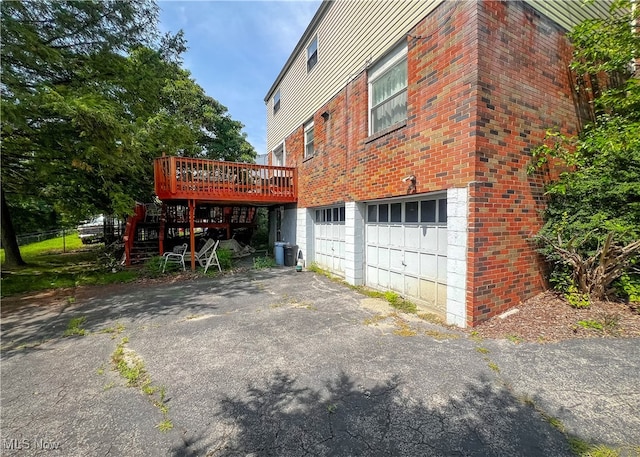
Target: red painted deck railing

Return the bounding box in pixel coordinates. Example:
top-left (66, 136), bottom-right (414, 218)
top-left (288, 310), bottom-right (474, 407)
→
top-left (154, 156), bottom-right (297, 204)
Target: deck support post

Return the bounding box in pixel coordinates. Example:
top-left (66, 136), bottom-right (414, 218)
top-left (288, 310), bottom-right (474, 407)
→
top-left (189, 199), bottom-right (196, 271)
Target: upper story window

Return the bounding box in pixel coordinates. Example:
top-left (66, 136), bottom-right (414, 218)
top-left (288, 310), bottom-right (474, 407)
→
top-left (273, 143), bottom-right (285, 166)
top-left (273, 89), bottom-right (281, 114)
top-left (304, 120), bottom-right (314, 159)
top-left (368, 43), bottom-right (408, 135)
top-left (307, 36), bottom-right (318, 72)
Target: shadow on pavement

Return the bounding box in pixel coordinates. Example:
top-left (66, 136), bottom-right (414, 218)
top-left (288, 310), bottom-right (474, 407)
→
top-left (171, 371), bottom-right (573, 457)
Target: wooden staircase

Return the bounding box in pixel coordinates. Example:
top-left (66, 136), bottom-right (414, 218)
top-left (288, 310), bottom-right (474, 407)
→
top-left (124, 204), bottom-right (162, 265)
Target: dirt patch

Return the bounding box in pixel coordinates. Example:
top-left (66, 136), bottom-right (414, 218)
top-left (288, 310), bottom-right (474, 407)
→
top-left (471, 291), bottom-right (640, 343)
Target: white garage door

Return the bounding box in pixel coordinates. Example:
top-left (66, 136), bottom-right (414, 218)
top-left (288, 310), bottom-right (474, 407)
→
top-left (366, 197), bottom-right (447, 312)
top-left (314, 206), bottom-right (346, 275)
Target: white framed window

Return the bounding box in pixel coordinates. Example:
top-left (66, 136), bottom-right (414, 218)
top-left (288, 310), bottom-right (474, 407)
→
top-left (307, 35), bottom-right (318, 72)
top-left (273, 89), bottom-right (281, 114)
top-left (368, 43), bottom-right (408, 135)
top-left (304, 120), bottom-right (314, 159)
top-left (273, 143), bottom-right (285, 167)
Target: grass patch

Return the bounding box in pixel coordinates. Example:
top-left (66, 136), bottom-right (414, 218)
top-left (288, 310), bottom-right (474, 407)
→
top-left (363, 314), bottom-right (388, 326)
top-left (424, 329), bottom-right (460, 340)
top-left (63, 316), bottom-right (87, 337)
top-left (99, 322), bottom-right (126, 338)
top-left (475, 346), bottom-right (490, 355)
top-left (1, 236), bottom-right (138, 298)
top-left (253, 255), bottom-right (277, 269)
top-left (110, 337), bottom-right (172, 432)
top-left (392, 316), bottom-right (418, 337)
top-left (506, 334), bottom-right (523, 344)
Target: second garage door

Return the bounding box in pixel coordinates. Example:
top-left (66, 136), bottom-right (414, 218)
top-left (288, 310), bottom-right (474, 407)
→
top-left (366, 196), bottom-right (447, 313)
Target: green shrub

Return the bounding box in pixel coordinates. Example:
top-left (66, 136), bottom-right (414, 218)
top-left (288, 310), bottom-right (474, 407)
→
top-left (216, 248), bottom-right (233, 270)
top-left (253, 255), bottom-right (276, 269)
top-left (615, 273), bottom-right (640, 303)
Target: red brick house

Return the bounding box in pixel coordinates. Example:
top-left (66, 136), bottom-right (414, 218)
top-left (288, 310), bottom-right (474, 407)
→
top-left (264, 0), bottom-right (608, 327)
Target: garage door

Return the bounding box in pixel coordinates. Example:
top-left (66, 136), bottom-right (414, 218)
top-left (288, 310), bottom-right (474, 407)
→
top-left (366, 197), bottom-right (447, 312)
top-left (314, 206), bottom-right (345, 275)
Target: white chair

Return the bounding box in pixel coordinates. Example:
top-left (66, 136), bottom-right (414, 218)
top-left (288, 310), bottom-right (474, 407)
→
top-left (185, 238), bottom-right (216, 268)
top-left (161, 243), bottom-right (187, 272)
top-left (204, 240), bottom-right (222, 273)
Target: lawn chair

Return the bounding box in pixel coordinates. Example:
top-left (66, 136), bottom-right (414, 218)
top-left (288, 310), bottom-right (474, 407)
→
top-left (161, 243), bottom-right (187, 272)
top-left (185, 238), bottom-right (216, 268)
top-left (204, 240), bottom-right (222, 273)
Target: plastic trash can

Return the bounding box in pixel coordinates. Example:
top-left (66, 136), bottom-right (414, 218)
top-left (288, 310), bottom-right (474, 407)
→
top-left (284, 244), bottom-right (298, 267)
top-left (274, 242), bottom-right (286, 265)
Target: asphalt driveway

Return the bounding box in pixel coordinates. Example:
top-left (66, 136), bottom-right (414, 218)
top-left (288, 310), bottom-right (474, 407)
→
top-left (1, 269), bottom-right (639, 456)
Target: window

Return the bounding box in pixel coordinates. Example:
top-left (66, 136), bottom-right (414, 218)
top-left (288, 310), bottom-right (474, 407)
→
top-left (307, 36), bottom-right (318, 72)
top-left (273, 144), bottom-right (284, 167)
top-left (367, 198), bottom-right (447, 224)
top-left (273, 89), bottom-right (281, 114)
top-left (368, 43), bottom-right (408, 134)
top-left (304, 120), bottom-right (314, 158)
top-left (315, 205), bottom-right (345, 223)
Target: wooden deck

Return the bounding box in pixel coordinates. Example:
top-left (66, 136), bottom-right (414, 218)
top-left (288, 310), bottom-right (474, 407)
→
top-left (154, 156), bottom-right (297, 204)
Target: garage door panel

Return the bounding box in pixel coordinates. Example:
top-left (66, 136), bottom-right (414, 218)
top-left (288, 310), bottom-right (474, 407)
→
top-left (378, 268), bottom-right (389, 288)
top-left (378, 225), bottom-right (390, 245)
top-left (367, 245), bottom-right (378, 265)
top-left (390, 248), bottom-right (403, 270)
top-left (378, 247), bottom-right (389, 269)
top-left (422, 226), bottom-right (438, 251)
top-left (367, 266), bottom-right (378, 285)
top-left (389, 271), bottom-right (403, 291)
top-left (420, 253), bottom-right (437, 278)
top-left (367, 224), bottom-right (378, 243)
top-left (438, 227), bottom-right (448, 254)
top-left (389, 225), bottom-right (403, 246)
top-left (404, 251), bottom-right (419, 276)
top-left (437, 256), bottom-right (447, 281)
top-left (404, 226), bottom-right (421, 249)
top-left (405, 275), bottom-right (420, 298)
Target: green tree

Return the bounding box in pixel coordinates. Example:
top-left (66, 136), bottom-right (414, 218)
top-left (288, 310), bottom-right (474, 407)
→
top-left (531, 0), bottom-right (640, 299)
top-left (1, 1), bottom-right (255, 267)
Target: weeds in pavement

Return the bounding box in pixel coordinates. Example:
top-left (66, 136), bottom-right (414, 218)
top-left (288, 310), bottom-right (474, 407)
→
top-left (63, 316), bottom-right (87, 337)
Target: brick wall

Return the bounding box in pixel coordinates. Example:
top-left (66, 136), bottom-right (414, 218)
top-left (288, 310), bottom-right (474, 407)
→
top-left (466, 1), bottom-right (580, 325)
top-left (279, 0), bottom-right (583, 325)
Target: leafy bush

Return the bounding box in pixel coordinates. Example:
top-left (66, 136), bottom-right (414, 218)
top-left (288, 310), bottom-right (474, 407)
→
top-left (216, 248), bottom-right (233, 270)
top-left (253, 255), bottom-right (276, 269)
top-left (530, 1), bottom-right (640, 300)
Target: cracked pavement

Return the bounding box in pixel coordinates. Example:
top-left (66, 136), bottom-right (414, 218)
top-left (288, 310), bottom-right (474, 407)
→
top-left (1, 269), bottom-right (639, 456)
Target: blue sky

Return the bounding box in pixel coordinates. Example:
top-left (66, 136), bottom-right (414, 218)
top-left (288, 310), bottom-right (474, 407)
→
top-left (158, 1), bottom-right (322, 159)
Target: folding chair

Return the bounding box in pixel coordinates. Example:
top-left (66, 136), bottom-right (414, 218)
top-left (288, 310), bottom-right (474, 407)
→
top-left (185, 238), bottom-right (216, 268)
top-left (161, 243), bottom-right (187, 272)
top-left (204, 240), bottom-right (222, 273)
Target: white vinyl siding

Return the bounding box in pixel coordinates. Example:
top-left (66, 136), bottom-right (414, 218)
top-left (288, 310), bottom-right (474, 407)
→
top-left (266, 0), bottom-right (443, 152)
top-left (265, 0), bottom-right (611, 153)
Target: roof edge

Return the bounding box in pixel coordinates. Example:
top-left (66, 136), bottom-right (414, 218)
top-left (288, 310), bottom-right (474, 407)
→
top-left (263, 0), bottom-right (333, 103)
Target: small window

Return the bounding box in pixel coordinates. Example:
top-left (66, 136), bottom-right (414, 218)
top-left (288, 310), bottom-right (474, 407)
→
top-left (304, 120), bottom-right (314, 159)
top-left (390, 203), bottom-right (402, 222)
top-left (438, 199), bottom-right (447, 223)
top-left (333, 207), bottom-right (339, 221)
top-left (339, 206), bottom-right (345, 222)
top-left (273, 144), bottom-right (284, 167)
top-left (273, 89), bottom-right (281, 114)
top-left (405, 201), bottom-right (418, 222)
top-left (325, 208), bottom-right (332, 221)
top-left (368, 205), bottom-right (377, 222)
top-left (379, 204), bottom-right (389, 223)
top-left (316, 210), bottom-right (321, 222)
top-left (421, 200), bottom-right (436, 223)
top-left (307, 36), bottom-right (318, 72)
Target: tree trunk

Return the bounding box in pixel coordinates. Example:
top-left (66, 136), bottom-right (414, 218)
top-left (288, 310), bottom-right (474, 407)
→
top-left (1, 185), bottom-right (26, 267)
